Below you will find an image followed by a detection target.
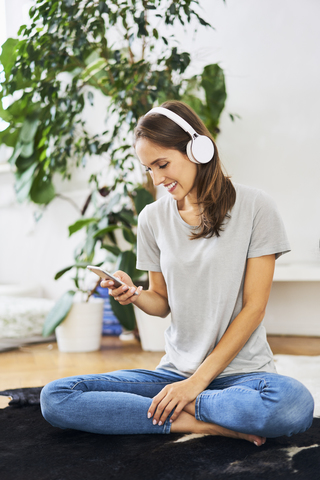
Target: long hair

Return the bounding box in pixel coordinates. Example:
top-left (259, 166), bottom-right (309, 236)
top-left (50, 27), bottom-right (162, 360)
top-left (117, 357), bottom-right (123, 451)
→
top-left (134, 100), bottom-right (236, 239)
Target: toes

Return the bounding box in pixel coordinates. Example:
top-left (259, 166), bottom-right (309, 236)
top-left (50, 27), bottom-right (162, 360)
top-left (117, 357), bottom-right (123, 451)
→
top-left (252, 436), bottom-right (266, 447)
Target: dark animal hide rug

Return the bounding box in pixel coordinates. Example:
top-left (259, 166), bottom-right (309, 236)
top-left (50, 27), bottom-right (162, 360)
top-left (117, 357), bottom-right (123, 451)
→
top-left (0, 387), bottom-right (319, 480)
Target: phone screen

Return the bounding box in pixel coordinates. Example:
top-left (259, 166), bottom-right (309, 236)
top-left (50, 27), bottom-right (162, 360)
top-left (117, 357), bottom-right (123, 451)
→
top-left (87, 266), bottom-right (124, 287)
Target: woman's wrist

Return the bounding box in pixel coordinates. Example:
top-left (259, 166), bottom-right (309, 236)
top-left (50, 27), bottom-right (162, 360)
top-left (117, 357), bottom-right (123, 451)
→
top-left (187, 374), bottom-right (210, 396)
top-left (133, 289), bottom-right (170, 318)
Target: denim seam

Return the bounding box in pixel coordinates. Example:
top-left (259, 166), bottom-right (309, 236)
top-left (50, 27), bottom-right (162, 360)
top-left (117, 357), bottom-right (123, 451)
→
top-left (71, 379), bottom-right (170, 390)
top-left (163, 418), bottom-right (171, 434)
top-left (200, 386), bottom-right (262, 397)
top-left (163, 409), bottom-right (175, 434)
top-left (210, 376), bottom-right (268, 389)
top-left (195, 396), bottom-right (201, 421)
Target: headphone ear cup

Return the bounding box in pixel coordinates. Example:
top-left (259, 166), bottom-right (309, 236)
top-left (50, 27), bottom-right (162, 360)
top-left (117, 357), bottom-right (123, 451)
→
top-left (186, 140), bottom-right (198, 164)
top-left (186, 137), bottom-right (214, 164)
top-left (192, 136), bottom-right (215, 164)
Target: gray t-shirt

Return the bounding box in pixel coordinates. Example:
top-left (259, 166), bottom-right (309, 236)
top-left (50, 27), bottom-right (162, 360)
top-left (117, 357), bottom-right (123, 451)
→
top-left (136, 183), bottom-right (290, 378)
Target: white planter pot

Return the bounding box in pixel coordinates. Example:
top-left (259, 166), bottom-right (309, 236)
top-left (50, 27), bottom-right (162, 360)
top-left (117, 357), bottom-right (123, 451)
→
top-left (56, 299), bottom-right (104, 352)
top-left (134, 306), bottom-right (171, 352)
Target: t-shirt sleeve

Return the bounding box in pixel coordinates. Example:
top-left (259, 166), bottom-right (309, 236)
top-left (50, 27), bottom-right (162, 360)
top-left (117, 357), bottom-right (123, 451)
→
top-left (247, 190), bottom-right (291, 260)
top-left (136, 206), bottom-right (162, 272)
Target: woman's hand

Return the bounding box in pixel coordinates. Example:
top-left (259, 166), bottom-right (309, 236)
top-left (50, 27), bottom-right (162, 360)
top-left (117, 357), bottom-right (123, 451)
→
top-left (100, 270), bottom-right (143, 305)
top-left (148, 378), bottom-right (202, 425)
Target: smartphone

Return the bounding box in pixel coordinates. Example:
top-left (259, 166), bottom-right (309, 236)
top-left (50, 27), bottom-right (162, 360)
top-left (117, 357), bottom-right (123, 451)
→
top-left (86, 266), bottom-right (139, 295)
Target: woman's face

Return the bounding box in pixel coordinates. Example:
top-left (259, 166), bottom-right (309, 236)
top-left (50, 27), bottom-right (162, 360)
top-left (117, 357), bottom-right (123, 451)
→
top-left (135, 138), bottom-right (198, 202)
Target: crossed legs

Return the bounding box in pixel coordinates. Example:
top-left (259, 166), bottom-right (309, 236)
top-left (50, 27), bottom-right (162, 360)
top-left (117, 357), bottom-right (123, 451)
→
top-left (41, 369), bottom-right (314, 444)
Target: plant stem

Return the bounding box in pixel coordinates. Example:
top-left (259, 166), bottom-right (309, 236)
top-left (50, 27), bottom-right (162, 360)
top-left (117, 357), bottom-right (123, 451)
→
top-left (55, 194), bottom-right (82, 213)
top-left (86, 278), bottom-right (102, 302)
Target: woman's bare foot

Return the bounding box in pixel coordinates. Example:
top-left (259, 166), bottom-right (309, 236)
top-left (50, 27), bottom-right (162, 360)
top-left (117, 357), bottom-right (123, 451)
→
top-left (207, 422), bottom-right (266, 446)
top-left (170, 411), bottom-right (266, 446)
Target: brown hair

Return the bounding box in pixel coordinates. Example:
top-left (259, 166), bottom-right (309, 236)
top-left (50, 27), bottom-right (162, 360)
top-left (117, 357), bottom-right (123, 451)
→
top-left (134, 100), bottom-right (236, 239)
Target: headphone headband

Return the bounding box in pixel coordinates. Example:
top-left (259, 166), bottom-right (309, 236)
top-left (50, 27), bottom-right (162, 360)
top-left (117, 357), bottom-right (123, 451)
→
top-left (144, 106), bottom-right (214, 164)
top-left (145, 107), bottom-right (198, 139)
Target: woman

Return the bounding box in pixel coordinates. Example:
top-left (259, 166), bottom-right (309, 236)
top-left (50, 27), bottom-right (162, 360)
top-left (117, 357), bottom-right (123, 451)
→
top-left (41, 101), bottom-right (314, 446)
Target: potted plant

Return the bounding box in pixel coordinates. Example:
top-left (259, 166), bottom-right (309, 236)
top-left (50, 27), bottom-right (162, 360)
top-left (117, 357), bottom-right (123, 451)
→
top-left (42, 181), bottom-right (155, 349)
top-left (65, 184), bottom-right (154, 331)
top-left (42, 264), bottom-right (104, 352)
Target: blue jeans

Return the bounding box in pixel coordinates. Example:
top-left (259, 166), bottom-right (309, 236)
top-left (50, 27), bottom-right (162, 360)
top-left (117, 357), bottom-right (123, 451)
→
top-left (40, 369), bottom-right (314, 437)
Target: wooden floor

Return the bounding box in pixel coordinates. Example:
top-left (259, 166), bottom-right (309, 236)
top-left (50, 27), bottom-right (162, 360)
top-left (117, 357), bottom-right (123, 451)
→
top-left (0, 336), bottom-right (164, 391)
top-left (1, 335), bottom-right (320, 396)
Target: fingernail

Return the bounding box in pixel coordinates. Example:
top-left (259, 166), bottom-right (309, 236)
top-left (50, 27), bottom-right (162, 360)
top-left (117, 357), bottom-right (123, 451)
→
top-left (122, 285), bottom-right (128, 291)
top-left (254, 441), bottom-right (259, 446)
top-left (170, 419), bottom-right (173, 423)
top-left (158, 421), bottom-right (162, 426)
top-left (130, 287), bottom-right (136, 293)
top-left (138, 286), bottom-right (143, 292)
top-left (147, 412), bottom-right (152, 419)
top-left (153, 419), bottom-right (157, 425)
top-left (108, 281), bottom-right (114, 285)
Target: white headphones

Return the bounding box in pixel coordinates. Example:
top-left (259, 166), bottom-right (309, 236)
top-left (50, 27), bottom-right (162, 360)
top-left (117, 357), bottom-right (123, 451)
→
top-left (144, 107), bottom-right (214, 164)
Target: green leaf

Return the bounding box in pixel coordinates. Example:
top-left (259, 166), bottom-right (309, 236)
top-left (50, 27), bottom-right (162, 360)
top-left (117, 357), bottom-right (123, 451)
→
top-left (11, 69), bottom-right (34, 90)
top-left (122, 227), bottom-right (136, 244)
top-left (133, 187), bottom-right (154, 215)
top-left (200, 64), bottom-right (227, 131)
top-left (19, 118), bottom-right (39, 143)
top-left (101, 244), bottom-right (121, 256)
top-left (68, 218), bottom-right (100, 236)
top-left (181, 93), bottom-right (204, 120)
top-left (182, 64), bottom-right (227, 134)
top-left (42, 291), bottom-right (75, 337)
top-left (17, 24), bottom-right (26, 36)
top-left (20, 141), bottom-right (34, 158)
top-left (0, 100), bottom-right (12, 123)
top-left (8, 142), bottom-right (23, 165)
top-left (83, 224), bottom-right (97, 259)
top-left (55, 263), bottom-right (89, 280)
top-left (29, 170), bottom-right (55, 205)
top-left (105, 193), bottom-right (121, 215)
top-left (116, 250), bottom-right (136, 278)
top-left (14, 162), bottom-right (37, 203)
top-left (39, 150), bottom-right (46, 161)
top-left (80, 57), bottom-right (108, 83)
top-left (38, 136), bottom-right (47, 148)
top-left (118, 209), bottom-right (137, 226)
top-left (109, 296), bottom-right (136, 331)
top-left (54, 265), bottom-right (74, 280)
top-left (93, 224), bottom-right (120, 238)
top-left (15, 155), bottom-right (35, 172)
top-left (229, 113), bottom-right (241, 122)
top-left (0, 126), bottom-right (19, 148)
top-left (0, 38), bottom-right (19, 78)
top-left (87, 91), bottom-right (94, 106)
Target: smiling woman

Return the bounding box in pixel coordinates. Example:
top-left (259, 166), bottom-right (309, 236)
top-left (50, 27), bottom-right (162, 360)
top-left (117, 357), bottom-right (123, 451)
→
top-left (134, 101), bottom-right (236, 238)
top-left (135, 140), bottom-right (199, 224)
top-left (40, 100), bottom-right (314, 447)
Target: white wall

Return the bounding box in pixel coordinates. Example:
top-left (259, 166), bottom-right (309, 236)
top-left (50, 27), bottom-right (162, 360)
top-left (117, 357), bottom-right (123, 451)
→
top-left (179, 0), bottom-right (320, 264)
top-left (1, 1), bottom-right (320, 305)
